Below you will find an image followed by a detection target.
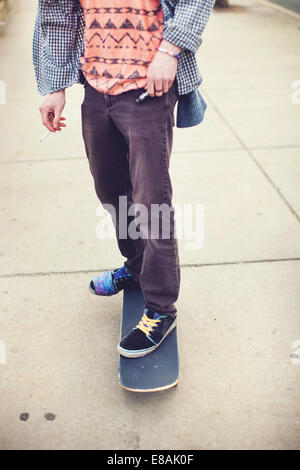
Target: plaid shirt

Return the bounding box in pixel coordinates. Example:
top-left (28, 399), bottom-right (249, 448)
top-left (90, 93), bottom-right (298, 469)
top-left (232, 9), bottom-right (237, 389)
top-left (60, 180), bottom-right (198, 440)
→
top-left (33, 0), bottom-right (214, 127)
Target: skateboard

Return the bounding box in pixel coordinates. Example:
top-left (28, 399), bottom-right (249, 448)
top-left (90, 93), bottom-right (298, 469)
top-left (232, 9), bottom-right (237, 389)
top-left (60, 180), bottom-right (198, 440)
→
top-left (118, 287), bottom-right (180, 392)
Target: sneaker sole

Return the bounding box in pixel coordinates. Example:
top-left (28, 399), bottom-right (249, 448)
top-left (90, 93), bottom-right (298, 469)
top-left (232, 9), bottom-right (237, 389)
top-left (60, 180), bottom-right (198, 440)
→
top-left (117, 319), bottom-right (177, 358)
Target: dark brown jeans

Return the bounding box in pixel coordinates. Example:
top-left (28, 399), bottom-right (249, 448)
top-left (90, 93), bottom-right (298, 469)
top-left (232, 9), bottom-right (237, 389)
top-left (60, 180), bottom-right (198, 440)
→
top-left (81, 81), bottom-right (180, 317)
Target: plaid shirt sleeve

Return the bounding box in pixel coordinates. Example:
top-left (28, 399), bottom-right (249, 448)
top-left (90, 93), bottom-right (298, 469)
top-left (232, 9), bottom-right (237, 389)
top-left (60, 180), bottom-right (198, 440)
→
top-left (162, 0), bottom-right (215, 54)
top-left (33, 0), bottom-right (84, 95)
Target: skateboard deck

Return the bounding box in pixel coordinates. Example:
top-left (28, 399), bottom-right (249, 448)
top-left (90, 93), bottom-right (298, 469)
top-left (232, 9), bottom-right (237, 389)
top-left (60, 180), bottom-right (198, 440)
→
top-left (118, 287), bottom-right (179, 392)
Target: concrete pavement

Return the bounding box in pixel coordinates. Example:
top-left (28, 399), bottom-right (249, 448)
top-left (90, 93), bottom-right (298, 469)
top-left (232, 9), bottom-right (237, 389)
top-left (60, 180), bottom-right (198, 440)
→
top-left (0, 0), bottom-right (299, 449)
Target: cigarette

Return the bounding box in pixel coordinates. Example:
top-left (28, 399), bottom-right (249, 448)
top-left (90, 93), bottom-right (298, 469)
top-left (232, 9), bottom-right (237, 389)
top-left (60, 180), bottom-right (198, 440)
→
top-left (40, 131), bottom-right (51, 142)
top-left (136, 91), bottom-right (149, 104)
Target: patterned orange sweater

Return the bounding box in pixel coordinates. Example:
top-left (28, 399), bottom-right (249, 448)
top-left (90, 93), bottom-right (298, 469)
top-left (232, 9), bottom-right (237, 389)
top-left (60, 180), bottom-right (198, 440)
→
top-left (80, 0), bottom-right (164, 95)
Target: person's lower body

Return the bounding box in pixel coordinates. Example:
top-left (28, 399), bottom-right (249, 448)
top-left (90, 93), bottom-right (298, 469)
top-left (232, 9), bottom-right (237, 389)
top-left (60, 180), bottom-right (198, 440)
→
top-left (81, 81), bottom-right (180, 320)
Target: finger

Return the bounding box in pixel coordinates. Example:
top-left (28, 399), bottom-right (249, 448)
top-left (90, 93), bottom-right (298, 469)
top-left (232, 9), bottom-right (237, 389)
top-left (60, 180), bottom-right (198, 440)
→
top-left (53, 107), bottom-right (64, 130)
top-left (163, 78), bottom-right (169, 94)
top-left (40, 107), bottom-right (55, 132)
top-left (147, 75), bottom-right (155, 97)
top-left (56, 120), bottom-right (66, 127)
top-left (57, 116), bottom-right (66, 127)
top-left (154, 78), bottom-right (163, 97)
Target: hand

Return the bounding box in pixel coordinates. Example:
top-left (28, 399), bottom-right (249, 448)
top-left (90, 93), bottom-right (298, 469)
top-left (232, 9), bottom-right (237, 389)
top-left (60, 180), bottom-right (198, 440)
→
top-left (146, 40), bottom-right (181, 97)
top-left (39, 89), bottom-right (66, 132)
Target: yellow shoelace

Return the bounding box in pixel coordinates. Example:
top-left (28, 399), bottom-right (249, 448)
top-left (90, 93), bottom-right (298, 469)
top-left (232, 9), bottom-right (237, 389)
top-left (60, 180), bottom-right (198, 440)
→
top-left (136, 313), bottom-right (161, 336)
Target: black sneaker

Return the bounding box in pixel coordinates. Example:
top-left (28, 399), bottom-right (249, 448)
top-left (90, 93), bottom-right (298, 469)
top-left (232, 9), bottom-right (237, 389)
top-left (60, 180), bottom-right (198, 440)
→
top-left (117, 308), bottom-right (177, 358)
top-left (89, 265), bottom-right (139, 296)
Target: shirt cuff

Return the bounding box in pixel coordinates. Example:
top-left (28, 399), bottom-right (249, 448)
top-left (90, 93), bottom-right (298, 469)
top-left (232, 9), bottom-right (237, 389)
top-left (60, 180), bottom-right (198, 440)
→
top-left (162, 22), bottom-right (203, 54)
